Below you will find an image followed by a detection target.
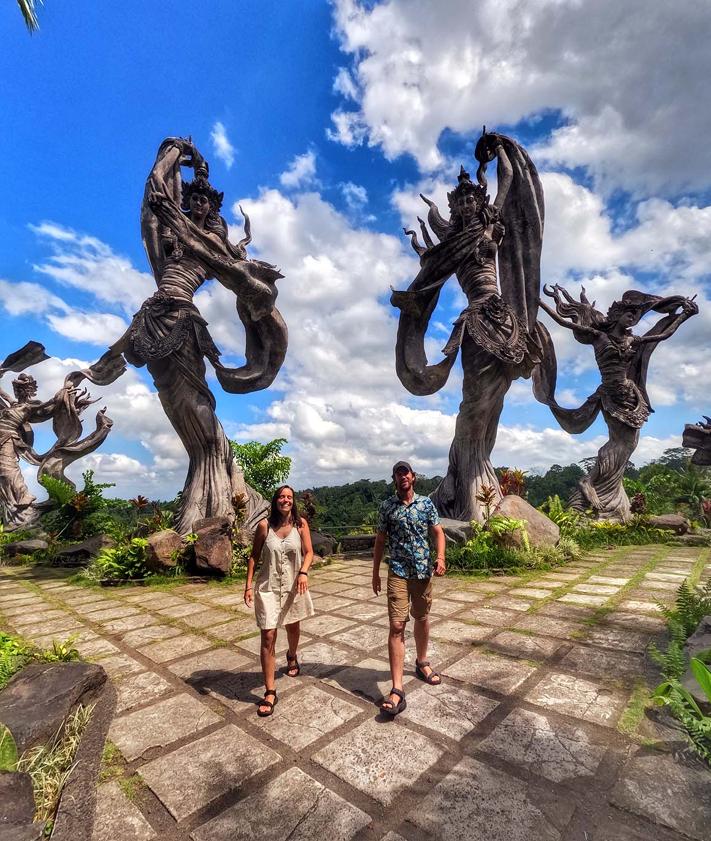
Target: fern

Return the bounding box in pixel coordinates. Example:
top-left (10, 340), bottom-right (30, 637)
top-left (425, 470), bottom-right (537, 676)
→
top-left (38, 474), bottom-right (75, 506)
top-left (657, 579), bottom-right (711, 638)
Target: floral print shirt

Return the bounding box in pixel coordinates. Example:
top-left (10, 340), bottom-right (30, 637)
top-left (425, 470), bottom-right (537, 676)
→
top-left (377, 494), bottom-right (440, 580)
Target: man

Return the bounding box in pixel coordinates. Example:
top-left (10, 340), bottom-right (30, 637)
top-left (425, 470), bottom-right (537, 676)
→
top-left (372, 461), bottom-right (446, 716)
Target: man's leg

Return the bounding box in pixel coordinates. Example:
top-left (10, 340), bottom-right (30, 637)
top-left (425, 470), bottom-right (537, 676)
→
top-left (384, 573), bottom-right (408, 710)
top-left (411, 578), bottom-right (441, 684)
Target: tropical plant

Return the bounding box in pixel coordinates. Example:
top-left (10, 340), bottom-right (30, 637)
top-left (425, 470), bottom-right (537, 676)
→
top-left (475, 484), bottom-right (498, 521)
top-left (40, 470), bottom-right (115, 539)
top-left (17, 0), bottom-right (43, 33)
top-left (229, 438), bottom-right (291, 499)
top-left (653, 659), bottom-right (711, 763)
top-left (657, 579), bottom-right (711, 639)
top-left (538, 495), bottom-right (581, 534)
top-left (674, 465), bottom-right (711, 519)
top-left (0, 724), bottom-right (18, 772)
top-left (84, 538), bottom-right (150, 582)
top-left (498, 468), bottom-right (527, 497)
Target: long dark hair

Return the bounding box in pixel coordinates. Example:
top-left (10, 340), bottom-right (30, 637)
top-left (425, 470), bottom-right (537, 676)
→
top-left (268, 485), bottom-right (302, 529)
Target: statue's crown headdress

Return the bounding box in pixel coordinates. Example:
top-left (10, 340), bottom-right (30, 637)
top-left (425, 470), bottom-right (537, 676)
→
top-left (12, 373), bottom-right (37, 399)
top-left (181, 168), bottom-right (224, 215)
top-left (447, 165), bottom-right (488, 214)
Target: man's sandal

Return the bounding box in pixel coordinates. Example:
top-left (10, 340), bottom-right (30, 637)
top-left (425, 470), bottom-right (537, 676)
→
top-left (415, 659), bottom-right (442, 685)
top-left (380, 687), bottom-right (406, 717)
top-left (257, 689), bottom-right (278, 717)
top-left (285, 652), bottom-right (300, 677)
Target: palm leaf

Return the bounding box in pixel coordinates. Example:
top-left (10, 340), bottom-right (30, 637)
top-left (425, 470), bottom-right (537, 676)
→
top-left (17, 0), bottom-right (43, 33)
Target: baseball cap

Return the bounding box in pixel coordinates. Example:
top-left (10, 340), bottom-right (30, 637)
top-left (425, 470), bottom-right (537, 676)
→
top-left (392, 460), bottom-right (414, 475)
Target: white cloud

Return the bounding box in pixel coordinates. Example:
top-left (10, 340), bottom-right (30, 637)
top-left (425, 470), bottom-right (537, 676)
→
top-left (330, 0), bottom-right (711, 193)
top-left (210, 121), bottom-right (236, 169)
top-left (279, 151), bottom-right (318, 189)
top-left (340, 181), bottom-right (368, 211)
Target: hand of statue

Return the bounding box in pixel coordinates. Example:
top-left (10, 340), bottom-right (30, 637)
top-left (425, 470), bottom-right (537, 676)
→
top-left (96, 407), bottom-right (113, 429)
top-left (682, 298), bottom-right (699, 316)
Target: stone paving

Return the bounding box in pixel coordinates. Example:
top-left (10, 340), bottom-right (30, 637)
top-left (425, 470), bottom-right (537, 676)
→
top-left (1, 545), bottom-right (711, 840)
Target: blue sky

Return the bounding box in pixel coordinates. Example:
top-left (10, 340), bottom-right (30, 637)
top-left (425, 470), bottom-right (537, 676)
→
top-left (1, 0), bottom-right (710, 498)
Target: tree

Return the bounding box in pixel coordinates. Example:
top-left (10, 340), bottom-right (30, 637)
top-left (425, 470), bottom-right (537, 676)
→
top-left (230, 438), bottom-right (291, 499)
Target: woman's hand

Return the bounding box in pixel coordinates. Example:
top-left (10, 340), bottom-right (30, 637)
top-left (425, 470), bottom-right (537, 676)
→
top-left (296, 573), bottom-right (309, 595)
top-left (244, 586), bottom-right (254, 608)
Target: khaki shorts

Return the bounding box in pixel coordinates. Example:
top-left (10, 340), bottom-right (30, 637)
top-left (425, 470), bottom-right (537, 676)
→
top-left (387, 572), bottom-right (433, 623)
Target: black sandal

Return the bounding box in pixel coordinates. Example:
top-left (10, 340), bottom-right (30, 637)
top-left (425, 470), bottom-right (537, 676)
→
top-left (380, 687), bottom-right (406, 717)
top-left (415, 659), bottom-right (442, 685)
top-left (257, 689), bottom-right (278, 717)
top-left (285, 652), bottom-right (300, 677)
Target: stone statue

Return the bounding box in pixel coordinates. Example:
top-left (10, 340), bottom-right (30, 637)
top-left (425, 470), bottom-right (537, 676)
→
top-left (0, 342), bottom-right (113, 529)
top-left (392, 131), bottom-right (545, 521)
top-left (534, 285), bottom-right (698, 521)
top-left (683, 417), bottom-right (711, 466)
top-left (74, 137), bottom-right (288, 534)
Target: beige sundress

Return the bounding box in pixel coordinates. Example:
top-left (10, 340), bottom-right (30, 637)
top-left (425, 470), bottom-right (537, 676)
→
top-left (254, 525), bottom-right (315, 630)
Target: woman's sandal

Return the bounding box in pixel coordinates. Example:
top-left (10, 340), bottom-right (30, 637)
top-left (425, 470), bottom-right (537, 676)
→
top-left (285, 652), bottom-right (300, 677)
top-left (380, 687), bottom-right (406, 717)
top-left (257, 689), bottom-right (278, 717)
top-left (415, 659), bottom-right (442, 685)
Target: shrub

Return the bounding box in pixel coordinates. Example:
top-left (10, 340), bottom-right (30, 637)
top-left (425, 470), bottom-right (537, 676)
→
top-left (83, 537), bottom-right (150, 582)
top-left (0, 632), bottom-right (79, 691)
top-left (40, 470), bottom-right (115, 540)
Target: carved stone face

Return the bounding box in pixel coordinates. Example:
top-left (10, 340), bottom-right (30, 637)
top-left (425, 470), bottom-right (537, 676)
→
top-left (189, 191), bottom-right (210, 223)
top-left (12, 377), bottom-right (38, 402)
top-left (457, 192), bottom-right (479, 226)
top-left (618, 309), bottom-right (640, 329)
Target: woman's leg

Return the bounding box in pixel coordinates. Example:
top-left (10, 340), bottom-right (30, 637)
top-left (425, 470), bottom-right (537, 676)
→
top-left (285, 621), bottom-right (300, 675)
top-left (259, 628), bottom-right (278, 713)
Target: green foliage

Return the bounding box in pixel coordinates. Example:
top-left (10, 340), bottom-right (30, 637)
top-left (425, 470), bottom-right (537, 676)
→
top-left (649, 627), bottom-right (686, 681)
top-left (0, 632), bottom-right (80, 691)
top-left (538, 495), bottom-right (582, 534)
top-left (526, 463), bottom-right (585, 508)
top-left (230, 438), bottom-right (292, 499)
top-left (38, 474), bottom-right (76, 507)
top-left (571, 517), bottom-right (674, 549)
top-left (657, 579), bottom-right (711, 639)
top-left (84, 538), bottom-right (149, 582)
top-left (653, 670), bottom-right (711, 763)
top-left (40, 470), bottom-right (115, 539)
top-left (0, 724), bottom-right (18, 771)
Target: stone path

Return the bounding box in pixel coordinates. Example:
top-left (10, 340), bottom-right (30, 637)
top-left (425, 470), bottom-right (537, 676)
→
top-left (1, 545), bottom-right (710, 841)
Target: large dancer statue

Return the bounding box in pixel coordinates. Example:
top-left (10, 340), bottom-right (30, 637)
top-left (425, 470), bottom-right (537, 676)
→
top-left (534, 286), bottom-right (698, 521)
top-left (392, 131), bottom-right (544, 522)
top-left (0, 342), bottom-right (113, 529)
top-left (75, 138), bottom-right (288, 534)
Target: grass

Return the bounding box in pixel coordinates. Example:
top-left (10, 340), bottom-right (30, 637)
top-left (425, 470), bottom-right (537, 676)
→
top-left (617, 682), bottom-right (654, 741)
top-left (17, 703), bottom-right (94, 823)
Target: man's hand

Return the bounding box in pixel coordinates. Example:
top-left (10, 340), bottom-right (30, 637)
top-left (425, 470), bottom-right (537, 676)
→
top-left (434, 556), bottom-right (446, 576)
top-left (372, 571), bottom-right (381, 595)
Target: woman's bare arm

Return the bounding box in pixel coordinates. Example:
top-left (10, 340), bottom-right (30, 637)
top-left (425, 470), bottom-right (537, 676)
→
top-left (636, 301), bottom-right (698, 344)
top-left (244, 518), bottom-right (268, 607)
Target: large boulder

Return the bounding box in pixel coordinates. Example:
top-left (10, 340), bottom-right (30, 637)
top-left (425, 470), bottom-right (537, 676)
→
top-left (682, 615), bottom-right (711, 713)
top-left (338, 534), bottom-right (376, 552)
top-left (493, 495), bottom-right (559, 548)
top-left (145, 529), bottom-right (182, 572)
top-left (0, 772), bottom-right (35, 828)
top-left (52, 535), bottom-right (115, 567)
top-left (2, 539), bottom-right (48, 557)
top-left (193, 516), bottom-right (232, 575)
top-left (0, 663), bottom-right (106, 753)
top-left (440, 518), bottom-right (474, 546)
top-left (311, 531), bottom-right (337, 557)
top-left (648, 514), bottom-right (690, 535)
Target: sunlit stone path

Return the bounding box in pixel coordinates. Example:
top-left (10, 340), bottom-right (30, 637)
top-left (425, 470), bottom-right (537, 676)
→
top-left (1, 545), bottom-right (710, 840)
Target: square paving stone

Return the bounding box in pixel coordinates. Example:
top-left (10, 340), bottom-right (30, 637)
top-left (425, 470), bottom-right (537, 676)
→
top-left (332, 601), bottom-right (384, 621)
top-left (603, 612), bottom-right (666, 632)
top-left (236, 632), bottom-right (284, 657)
top-left (207, 668), bottom-right (295, 713)
top-left (101, 614), bottom-right (158, 634)
top-left (526, 672), bottom-right (628, 727)
top-left (402, 639), bottom-right (465, 669)
top-left (444, 650), bottom-right (538, 694)
top-left (85, 605), bottom-right (142, 622)
top-left (156, 602), bottom-right (206, 618)
top-left (75, 636), bottom-right (120, 658)
top-left (141, 724), bottom-right (280, 821)
top-left (323, 657), bottom-right (392, 703)
top-left (618, 599), bottom-right (660, 613)
top-left (446, 589), bottom-right (486, 604)
top-left (19, 618), bottom-right (85, 637)
top-left (92, 780), bottom-right (156, 841)
top-left (514, 614), bottom-right (583, 638)
top-left (459, 606), bottom-right (520, 627)
top-left (489, 630), bottom-right (562, 660)
top-left (610, 750), bottom-right (711, 841)
top-left (588, 576), bottom-right (630, 586)
top-left (583, 626), bottom-right (652, 653)
top-left (0, 601), bottom-right (44, 618)
top-left (406, 681), bottom-right (499, 740)
top-left (428, 598), bottom-right (474, 616)
top-left (203, 593), bottom-right (252, 611)
top-left (298, 641), bottom-right (352, 677)
top-left (12, 608), bottom-right (70, 626)
top-left (255, 684), bottom-right (362, 748)
top-left (168, 647), bottom-right (253, 681)
top-left (96, 653), bottom-right (145, 679)
top-left (205, 617), bottom-right (256, 641)
top-left (430, 619), bottom-right (494, 645)
top-left (115, 671), bottom-right (174, 714)
top-left (408, 755), bottom-right (572, 841)
top-left (313, 718), bottom-right (443, 806)
top-left (478, 707), bottom-right (608, 783)
top-left (558, 645), bottom-right (643, 682)
top-left (645, 572), bottom-right (687, 582)
top-left (190, 766), bottom-right (370, 841)
top-left (121, 624), bottom-right (182, 647)
top-left (337, 586), bottom-right (378, 601)
top-left (310, 580), bottom-right (351, 594)
top-left (329, 624), bottom-right (386, 652)
top-left (178, 609), bottom-right (233, 629)
top-left (558, 593), bottom-right (609, 607)
top-left (538, 572), bottom-right (581, 582)
top-left (571, 583), bottom-right (620, 596)
top-left (110, 693), bottom-right (221, 761)
top-left (300, 613), bottom-right (355, 636)
top-left (310, 595), bottom-right (355, 612)
top-left (508, 588), bottom-right (553, 599)
top-left (139, 634), bottom-right (213, 663)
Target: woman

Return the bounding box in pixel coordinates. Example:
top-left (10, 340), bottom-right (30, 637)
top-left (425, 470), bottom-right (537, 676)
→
top-left (391, 130), bottom-right (545, 521)
top-left (535, 285), bottom-right (698, 520)
top-left (244, 485), bottom-right (314, 717)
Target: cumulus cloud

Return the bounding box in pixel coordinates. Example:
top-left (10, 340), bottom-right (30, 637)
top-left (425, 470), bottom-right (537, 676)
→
top-left (330, 0), bottom-right (711, 193)
top-left (279, 151), bottom-right (318, 189)
top-left (210, 121), bottom-right (236, 169)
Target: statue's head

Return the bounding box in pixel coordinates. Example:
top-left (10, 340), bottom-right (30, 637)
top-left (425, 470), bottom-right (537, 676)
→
top-left (12, 373), bottom-right (37, 402)
top-left (181, 169), bottom-right (225, 230)
top-left (605, 291), bottom-right (661, 331)
top-left (448, 166), bottom-right (488, 228)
